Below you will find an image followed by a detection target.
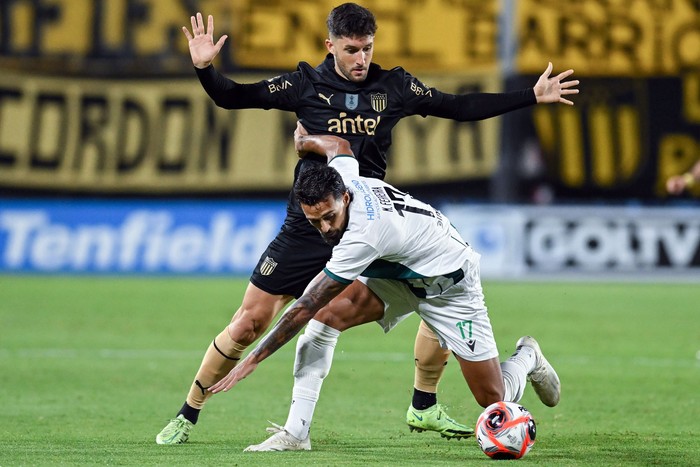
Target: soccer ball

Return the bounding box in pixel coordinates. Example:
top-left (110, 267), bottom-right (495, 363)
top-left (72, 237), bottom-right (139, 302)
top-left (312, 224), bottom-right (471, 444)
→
top-left (475, 401), bottom-right (536, 460)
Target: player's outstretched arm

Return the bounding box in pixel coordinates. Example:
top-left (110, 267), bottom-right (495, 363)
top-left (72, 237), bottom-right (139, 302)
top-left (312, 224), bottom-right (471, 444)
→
top-left (181, 12), bottom-right (228, 69)
top-left (533, 62), bottom-right (579, 105)
top-left (294, 122), bottom-right (354, 161)
top-left (209, 272), bottom-right (348, 393)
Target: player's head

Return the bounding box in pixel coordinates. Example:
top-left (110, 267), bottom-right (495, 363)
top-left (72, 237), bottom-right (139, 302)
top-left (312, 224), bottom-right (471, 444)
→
top-left (325, 3), bottom-right (377, 83)
top-left (295, 164), bottom-right (351, 246)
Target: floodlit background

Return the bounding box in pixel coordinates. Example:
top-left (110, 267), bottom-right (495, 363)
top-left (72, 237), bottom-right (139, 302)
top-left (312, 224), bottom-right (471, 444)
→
top-left (1, 0), bottom-right (698, 279)
top-left (0, 1), bottom-right (698, 465)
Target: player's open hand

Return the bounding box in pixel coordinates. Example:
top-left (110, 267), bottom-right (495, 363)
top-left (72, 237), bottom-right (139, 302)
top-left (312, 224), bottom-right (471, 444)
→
top-left (182, 13), bottom-right (228, 69)
top-left (533, 62), bottom-right (579, 105)
top-left (209, 356), bottom-right (258, 393)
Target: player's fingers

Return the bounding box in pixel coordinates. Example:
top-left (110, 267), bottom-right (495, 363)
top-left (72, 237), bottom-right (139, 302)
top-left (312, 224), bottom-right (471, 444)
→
top-left (196, 12), bottom-right (204, 33)
top-left (209, 378), bottom-right (227, 393)
top-left (213, 381), bottom-right (228, 393)
top-left (214, 35), bottom-right (228, 50)
top-left (190, 15), bottom-right (197, 34)
top-left (561, 89), bottom-right (579, 95)
top-left (559, 97), bottom-right (575, 106)
top-left (182, 26), bottom-right (193, 41)
top-left (541, 61), bottom-right (553, 78)
top-left (560, 79), bottom-right (579, 89)
top-left (207, 14), bottom-right (214, 36)
top-left (555, 69), bottom-right (575, 81)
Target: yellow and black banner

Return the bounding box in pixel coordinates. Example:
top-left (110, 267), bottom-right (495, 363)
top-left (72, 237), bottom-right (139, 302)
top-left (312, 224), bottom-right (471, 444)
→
top-left (504, 72), bottom-right (700, 199)
top-left (515, 0), bottom-right (700, 76)
top-left (0, 0), bottom-right (501, 75)
top-left (0, 71), bottom-right (502, 193)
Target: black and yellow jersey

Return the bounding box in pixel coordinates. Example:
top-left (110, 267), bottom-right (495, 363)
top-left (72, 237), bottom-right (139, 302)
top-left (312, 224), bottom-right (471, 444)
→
top-left (195, 54), bottom-right (536, 230)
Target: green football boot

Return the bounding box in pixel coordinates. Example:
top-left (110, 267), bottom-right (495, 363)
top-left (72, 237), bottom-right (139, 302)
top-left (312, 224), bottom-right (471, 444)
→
top-left (406, 404), bottom-right (474, 440)
top-left (156, 414), bottom-right (194, 445)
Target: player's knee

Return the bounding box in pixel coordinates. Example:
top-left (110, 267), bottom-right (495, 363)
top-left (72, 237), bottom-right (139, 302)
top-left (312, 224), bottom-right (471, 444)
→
top-left (228, 305), bottom-right (274, 345)
top-left (313, 306), bottom-right (338, 328)
top-left (293, 330), bottom-right (332, 379)
top-left (314, 297), bottom-right (356, 331)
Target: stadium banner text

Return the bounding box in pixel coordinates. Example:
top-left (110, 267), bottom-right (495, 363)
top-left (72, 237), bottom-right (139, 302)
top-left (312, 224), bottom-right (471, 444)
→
top-left (0, 0), bottom-right (500, 74)
top-left (443, 204), bottom-right (700, 279)
top-left (0, 72), bottom-right (501, 193)
top-left (2, 201), bottom-right (698, 278)
top-left (515, 0), bottom-right (700, 76)
top-left (3, 0), bottom-right (697, 76)
top-left (0, 199), bottom-right (286, 274)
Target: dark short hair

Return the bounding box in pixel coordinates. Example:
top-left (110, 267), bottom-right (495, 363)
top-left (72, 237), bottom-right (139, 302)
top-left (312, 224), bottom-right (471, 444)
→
top-left (327, 3), bottom-right (377, 39)
top-left (294, 164), bottom-right (347, 206)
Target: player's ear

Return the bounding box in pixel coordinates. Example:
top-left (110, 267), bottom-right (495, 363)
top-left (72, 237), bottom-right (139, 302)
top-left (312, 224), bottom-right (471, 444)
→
top-left (325, 38), bottom-right (334, 54)
top-left (342, 190), bottom-right (350, 206)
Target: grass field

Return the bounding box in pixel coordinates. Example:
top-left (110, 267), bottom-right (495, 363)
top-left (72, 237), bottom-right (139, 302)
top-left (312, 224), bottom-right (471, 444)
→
top-left (1, 276), bottom-right (698, 466)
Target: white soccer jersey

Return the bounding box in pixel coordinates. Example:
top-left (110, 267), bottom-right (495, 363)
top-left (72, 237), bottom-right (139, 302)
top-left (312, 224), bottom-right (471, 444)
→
top-left (323, 156), bottom-right (476, 298)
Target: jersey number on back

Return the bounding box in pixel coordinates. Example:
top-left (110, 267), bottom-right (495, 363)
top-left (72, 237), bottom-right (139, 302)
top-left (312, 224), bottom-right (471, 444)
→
top-left (383, 186), bottom-right (435, 218)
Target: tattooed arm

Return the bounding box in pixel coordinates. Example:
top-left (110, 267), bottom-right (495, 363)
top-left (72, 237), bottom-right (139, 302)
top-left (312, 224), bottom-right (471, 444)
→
top-left (209, 272), bottom-right (348, 393)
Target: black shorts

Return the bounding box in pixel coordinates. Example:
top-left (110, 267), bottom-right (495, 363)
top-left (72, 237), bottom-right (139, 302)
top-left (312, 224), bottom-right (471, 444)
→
top-left (250, 222), bottom-right (333, 299)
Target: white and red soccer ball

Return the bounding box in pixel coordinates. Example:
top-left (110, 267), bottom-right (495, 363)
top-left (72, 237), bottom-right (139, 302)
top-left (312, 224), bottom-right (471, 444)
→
top-left (476, 401), bottom-right (536, 460)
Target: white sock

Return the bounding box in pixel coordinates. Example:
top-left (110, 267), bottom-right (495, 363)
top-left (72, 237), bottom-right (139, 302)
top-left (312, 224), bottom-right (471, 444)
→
top-left (284, 319), bottom-right (340, 440)
top-left (500, 345), bottom-right (536, 402)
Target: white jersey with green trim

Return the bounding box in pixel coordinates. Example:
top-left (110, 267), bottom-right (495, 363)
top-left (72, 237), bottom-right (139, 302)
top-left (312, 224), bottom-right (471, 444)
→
top-left (323, 156), bottom-right (477, 298)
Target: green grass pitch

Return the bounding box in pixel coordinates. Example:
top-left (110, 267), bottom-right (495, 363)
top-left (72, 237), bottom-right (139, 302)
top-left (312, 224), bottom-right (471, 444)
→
top-left (1, 276), bottom-right (698, 466)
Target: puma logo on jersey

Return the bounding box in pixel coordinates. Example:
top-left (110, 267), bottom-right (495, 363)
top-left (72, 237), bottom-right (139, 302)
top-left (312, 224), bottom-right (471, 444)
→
top-left (318, 93), bottom-right (334, 105)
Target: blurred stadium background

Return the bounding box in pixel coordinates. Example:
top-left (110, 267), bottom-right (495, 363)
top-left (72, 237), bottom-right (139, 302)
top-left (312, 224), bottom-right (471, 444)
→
top-left (1, 0), bottom-right (699, 279)
top-left (1, 2), bottom-right (699, 464)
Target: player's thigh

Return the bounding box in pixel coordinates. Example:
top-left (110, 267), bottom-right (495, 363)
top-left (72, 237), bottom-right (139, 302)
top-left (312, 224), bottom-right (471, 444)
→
top-left (250, 227), bottom-right (333, 298)
top-left (228, 282), bottom-right (294, 344)
top-left (455, 355), bottom-right (505, 408)
top-left (314, 280), bottom-right (385, 331)
top-left (417, 290), bottom-right (498, 362)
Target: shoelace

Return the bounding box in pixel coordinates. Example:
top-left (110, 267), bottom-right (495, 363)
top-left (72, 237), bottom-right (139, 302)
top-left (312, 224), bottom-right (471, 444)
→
top-left (264, 421), bottom-right (286, 435)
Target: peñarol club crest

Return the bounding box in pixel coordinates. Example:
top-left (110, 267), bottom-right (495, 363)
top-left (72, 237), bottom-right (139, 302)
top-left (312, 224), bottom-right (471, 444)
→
top-left (260, 256), bottom-right (278, 276)
top-left (370, 93), bottom-right (387, 113)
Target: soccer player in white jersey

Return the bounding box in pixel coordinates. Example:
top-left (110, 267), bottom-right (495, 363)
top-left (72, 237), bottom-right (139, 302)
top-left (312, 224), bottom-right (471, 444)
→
top-left (209, 128), bottom-right (561, 451)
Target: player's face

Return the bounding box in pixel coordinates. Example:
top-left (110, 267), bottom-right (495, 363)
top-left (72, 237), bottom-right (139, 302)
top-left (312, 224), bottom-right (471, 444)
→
top-left (325, 35), bottom-right (374, 83)
top-left (301, 192), bottom-right (351, 246)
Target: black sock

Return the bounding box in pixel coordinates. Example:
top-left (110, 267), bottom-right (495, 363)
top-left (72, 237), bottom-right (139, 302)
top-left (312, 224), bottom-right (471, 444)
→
top-left (412, 388), bottom-right (437, 410)
top-left (177, 402), bottom-right (200, 424)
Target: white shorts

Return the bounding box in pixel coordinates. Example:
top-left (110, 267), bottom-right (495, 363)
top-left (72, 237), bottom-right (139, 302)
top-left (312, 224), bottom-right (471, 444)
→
top-left (359, 254), bottom-right (499, 362)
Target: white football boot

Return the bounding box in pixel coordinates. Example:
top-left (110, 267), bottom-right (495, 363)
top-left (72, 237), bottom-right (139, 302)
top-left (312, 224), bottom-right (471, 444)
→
top-left (244, 422), bottom-right (311, 452)
top-left (516, 336), bottom-right (561, 407)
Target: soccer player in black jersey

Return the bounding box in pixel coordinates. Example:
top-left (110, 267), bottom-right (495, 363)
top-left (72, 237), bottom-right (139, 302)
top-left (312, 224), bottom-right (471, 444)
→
top-left (156, 3), bottom-right (578, 447)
